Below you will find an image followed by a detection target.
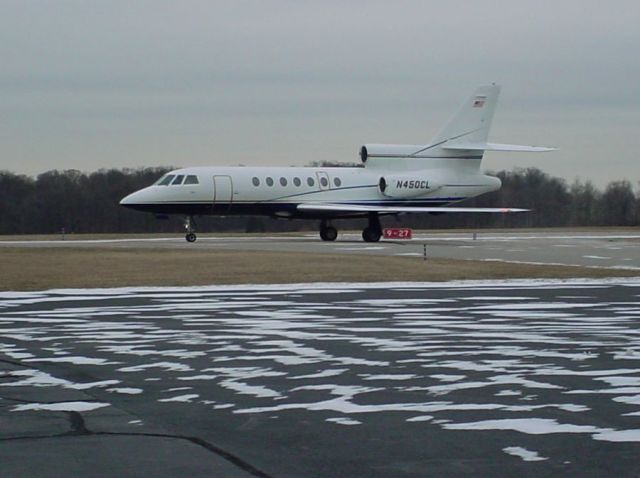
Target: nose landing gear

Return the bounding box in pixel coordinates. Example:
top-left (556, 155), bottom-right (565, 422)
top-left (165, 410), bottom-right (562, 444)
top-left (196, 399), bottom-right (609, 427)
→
top-left (184, 216), bottom-right (197, 243)
top-left (319, 220), bottom-right (338, 241)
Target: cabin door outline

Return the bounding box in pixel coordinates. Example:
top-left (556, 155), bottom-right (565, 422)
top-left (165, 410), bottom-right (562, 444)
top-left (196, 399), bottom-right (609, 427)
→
top-left (213, 175), bottom-right (233, 213)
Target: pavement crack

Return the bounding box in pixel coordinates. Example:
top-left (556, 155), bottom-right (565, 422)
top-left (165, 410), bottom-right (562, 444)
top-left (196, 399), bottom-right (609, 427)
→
top-left (0, 428), bottom-right (276, 478)
top-left (0, 433), bottom-right (69, 442)
top-left (0, 396), bottom-right (103, 405)
top-left (97, 431), bottom-right (276, 478)
top-left (67, 411), bottom-right (91, 435)
top-left (0, 396), bottom-right (37, 404)
top-left (0, 357), bottom-right (31, 368)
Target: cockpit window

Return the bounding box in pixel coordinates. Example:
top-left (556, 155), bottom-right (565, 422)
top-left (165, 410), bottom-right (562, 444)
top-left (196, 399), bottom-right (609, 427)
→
top-left (184, 175), bottom-right (199, 185)
top-left (156, 175), bottom-right (175, 186)
top-left (172, 175), bottom-right (185, 185)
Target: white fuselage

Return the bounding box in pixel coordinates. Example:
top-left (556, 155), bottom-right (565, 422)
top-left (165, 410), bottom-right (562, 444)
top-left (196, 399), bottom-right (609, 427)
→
top-left (120, 158), bottom-right (500, 219)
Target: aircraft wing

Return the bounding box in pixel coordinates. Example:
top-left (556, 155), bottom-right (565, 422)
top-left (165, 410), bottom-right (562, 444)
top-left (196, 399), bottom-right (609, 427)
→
top-left (297, 203), bottom-right (529, 214)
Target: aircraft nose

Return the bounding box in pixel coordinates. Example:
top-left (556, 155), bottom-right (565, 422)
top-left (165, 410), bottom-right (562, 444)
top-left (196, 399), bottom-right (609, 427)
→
top-left (119, 192), bottom-right (136, 206)
top-left (120, 189), bottom-right (145, 208)
top-left (119, 187), bottom-right (161, 213)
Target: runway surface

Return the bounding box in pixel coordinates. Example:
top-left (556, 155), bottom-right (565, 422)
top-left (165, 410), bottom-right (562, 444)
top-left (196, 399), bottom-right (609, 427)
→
top-left (2, 230), bottom-right (639, 269)
top-left (2, 279), bottom-right (640, 477)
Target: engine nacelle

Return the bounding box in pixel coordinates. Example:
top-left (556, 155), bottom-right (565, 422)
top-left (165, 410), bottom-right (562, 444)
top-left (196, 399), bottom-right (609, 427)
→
top-left (378, 175), bottom-right (442, 198)
top-left (360, 144), bottom-right (424, 163)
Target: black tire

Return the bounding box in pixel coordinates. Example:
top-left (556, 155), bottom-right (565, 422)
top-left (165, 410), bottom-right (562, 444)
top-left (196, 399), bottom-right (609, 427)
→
top-left (320, 226), bottom-right (338, 242)
top-left (186, 233), bottom-right (197, 243)
top-left (362, 227), bottom-right (381, 242)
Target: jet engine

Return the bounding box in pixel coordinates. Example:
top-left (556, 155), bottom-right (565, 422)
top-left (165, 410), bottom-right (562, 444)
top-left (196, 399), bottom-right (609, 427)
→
top-left (360, 144), bottom-right (424, 163)
top-left (378, 175), bottom-right (442, 198)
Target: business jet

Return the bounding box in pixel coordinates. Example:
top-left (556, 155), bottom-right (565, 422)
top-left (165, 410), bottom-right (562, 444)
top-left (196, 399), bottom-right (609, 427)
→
top-left (120, 84), bottom-right (554, 242)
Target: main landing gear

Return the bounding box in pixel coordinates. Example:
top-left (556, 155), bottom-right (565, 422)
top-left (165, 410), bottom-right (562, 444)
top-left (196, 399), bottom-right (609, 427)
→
top-left (362, 212), bottom-right (382, 242)
top-left (319, 220), bottom-right (338, 242)
top-left (184, 216), bottom-right (197, 243)
top-left (319, 214), bottom-right (382, 242)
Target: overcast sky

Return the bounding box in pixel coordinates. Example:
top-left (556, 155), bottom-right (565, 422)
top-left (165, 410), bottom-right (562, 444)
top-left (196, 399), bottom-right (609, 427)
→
top-left (1, 0), bottom-right (638, 186)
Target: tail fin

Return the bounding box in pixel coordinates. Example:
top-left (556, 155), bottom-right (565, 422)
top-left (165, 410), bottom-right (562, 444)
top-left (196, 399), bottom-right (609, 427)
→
top-left (360, 84), bottom-right (556, 164)
top-left (428, 84), bottom-right (500, 149)
top-left (413, 84), bottom-right (555, 156)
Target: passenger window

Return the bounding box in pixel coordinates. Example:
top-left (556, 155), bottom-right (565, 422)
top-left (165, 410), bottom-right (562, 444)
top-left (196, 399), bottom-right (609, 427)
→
top-left (172, 175), bottom-right (185, 185)
top-left (157, 175), bottom-right (174, 186)
top-left (184, 175), bottom-right (199, 185)
top-left (334, 177), bottom-right (342, 187)
top-left (280, 177), bottom-right (287, 186)
top-left (307, 177), bottom-right (315, 187)
top-left (252, 177), bottom-right (260, 186)
top-left (266, 177), bottom-right (274, 186)
top-left (320, 177), bottom-right (328, 187)
top-left (293, 177), bottom-right (301, 187)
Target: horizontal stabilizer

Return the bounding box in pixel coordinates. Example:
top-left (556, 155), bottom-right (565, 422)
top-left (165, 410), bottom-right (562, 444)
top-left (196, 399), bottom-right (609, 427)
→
top-left (443, 142), bottom-right (556, 152)
top-left (297, 203), bottom-right (528, 214)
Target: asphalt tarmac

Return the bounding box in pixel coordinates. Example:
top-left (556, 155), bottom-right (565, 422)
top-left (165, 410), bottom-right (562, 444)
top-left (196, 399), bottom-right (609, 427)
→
top-left (2, 230), bottom-right (639, 269)
top-left (2, 279), bottom-right (640, 477)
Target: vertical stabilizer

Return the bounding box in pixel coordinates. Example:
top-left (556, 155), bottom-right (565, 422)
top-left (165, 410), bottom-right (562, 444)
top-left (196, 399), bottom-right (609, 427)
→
top-left (426, 84), bottom-right (500, 150)
top-left (360, 84), bottom-right (553, 167)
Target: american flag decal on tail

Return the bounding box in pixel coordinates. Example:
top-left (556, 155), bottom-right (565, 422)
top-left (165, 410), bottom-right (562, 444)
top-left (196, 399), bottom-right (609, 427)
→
top-left (473, 97), bottom-right (486, 108)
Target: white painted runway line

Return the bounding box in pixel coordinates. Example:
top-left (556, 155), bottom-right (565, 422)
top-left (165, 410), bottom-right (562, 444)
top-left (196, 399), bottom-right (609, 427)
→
top-left (4, 231), bottom-right (639, 271)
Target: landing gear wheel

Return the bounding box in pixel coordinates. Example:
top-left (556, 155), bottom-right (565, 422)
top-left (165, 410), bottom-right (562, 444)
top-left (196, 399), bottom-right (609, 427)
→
top-left (362, 212), bottom-right (382, 242)
top-left (362, 227), bottom-right (381, 242)
top-left (320, 226), bottom-right (338, 242)
top-left (184, 215), bottom-right (197, 243)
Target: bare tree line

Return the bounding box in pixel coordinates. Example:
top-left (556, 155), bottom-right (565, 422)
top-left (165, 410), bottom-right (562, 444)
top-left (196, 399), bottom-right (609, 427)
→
top-left (0, 166), bottom-right (638, 235)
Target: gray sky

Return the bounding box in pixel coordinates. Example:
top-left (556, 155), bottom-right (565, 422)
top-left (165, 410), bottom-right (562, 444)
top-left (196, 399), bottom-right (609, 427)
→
top-left (1, 0), bottom-right (638, 186)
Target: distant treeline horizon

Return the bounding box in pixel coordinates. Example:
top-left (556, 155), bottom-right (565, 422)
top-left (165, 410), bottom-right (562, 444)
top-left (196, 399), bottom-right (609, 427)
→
top-left (0, 165), bottom-right (638, 235)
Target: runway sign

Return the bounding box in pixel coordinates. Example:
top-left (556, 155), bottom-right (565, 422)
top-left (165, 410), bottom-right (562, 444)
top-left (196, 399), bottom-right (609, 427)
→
top-left (383, 228), bottom-right (413, 239)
